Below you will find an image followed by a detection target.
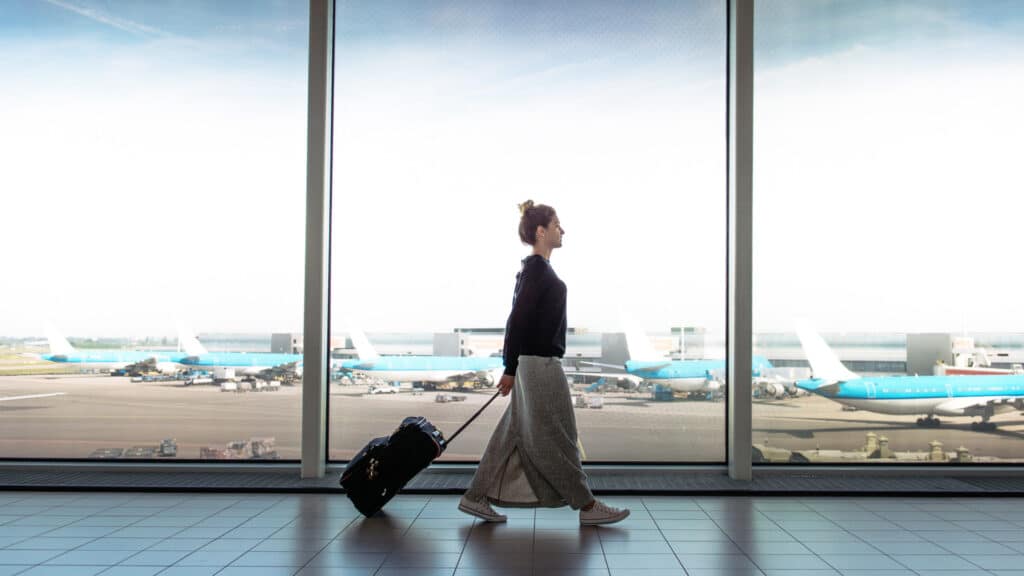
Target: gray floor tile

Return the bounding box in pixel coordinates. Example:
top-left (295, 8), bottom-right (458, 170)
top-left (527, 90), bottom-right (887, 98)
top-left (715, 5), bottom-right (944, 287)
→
top-left (871, 541), bottom-right (949, 555)
top-left (750, 553), bottom-right (833, 570)
top-left (963, 555), bottom-right (1024, 570)
top-left (678, 554), bottom-right (759, 570)
top-left (230, 549), bottom-right (320, 567)
top-left (685, 569), bottom-right (764, 576)
top-left (215, 568), bottom-right (302, 576)
top-left (153, 566), bottom-right (223, 576)
top-left (295, 568), bottom-right (377, 576)
top-left (594, 526), bottom-right (663, 540)
top-left (98, 567), bottom-right (164, 575)
top-left (535, 539), bottom-right (602, 554)
top-left (5, 537), bottom-right (95, 550)
top-left (600, 540), bottom-right (674, 554)
top-left (762, 571), bottom-right (839, 576)
top-left (938, 541), bottom-right (1019, 555)
top-left (119, 549), bottom-right (192, 566)
top-left (834, 571), bottom-right (916, 576)
top-left (923, 531), bottom-right (992, 543)
top-left (255, 538), bottom-right (332, 552)
top-left (0, 549), bottom-right (64, 564)
top-left (890, 554), bottom-right (982, 571)
top-left (606, 570), bottom-right (686, 576)
top-left (781, 530), bottom-right (856, 543)
top-left (198, 538), bottom-right (261, 551)
top-left (532, 553), bottom-right (608, 569)
top-left (167, 527), bottom-right (229, 539)
top-left (221, 527), bottom-right (281, 539)
top-left (817, 554), bottom-right (908, 570)
top-left (803, 541), bottom-right (879, 556)
top-left (669, 540), bottom-right (743, 555)
top-left (383, 551), bottom-right (462, 568)
top-left (45, 549), bottom-right (139, 565)
top-left (736, 541), bottom-right (812, 555)
top-left (174, 549), bottom-right (245, 566)
top-left (601, 550), bottom-right (680, 570)
top-left (722, 530), bottom-right (797, 542)
top-left (660, 529), bottom-right (731, 541)
top-left (305, 550), bottom-right (388, 567)
top-left (0, 526), bottom-right (81, 538)
top-left (78, 538), bottom-right (162, 551)
top-left (18, 566), bottom-right (107, 576)
top-left (452, 569), bottom-right (532, 576)
top-left (145, 538), bottom-right (210, 551)
top-left (853, 531), bottom-right (926, 542)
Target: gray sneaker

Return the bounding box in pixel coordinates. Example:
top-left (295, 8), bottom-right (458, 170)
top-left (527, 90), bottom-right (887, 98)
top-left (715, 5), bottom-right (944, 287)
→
top-left (579, 500), bottom-right (630, 526)
top-left (458, 495), bottom-right (507, 522)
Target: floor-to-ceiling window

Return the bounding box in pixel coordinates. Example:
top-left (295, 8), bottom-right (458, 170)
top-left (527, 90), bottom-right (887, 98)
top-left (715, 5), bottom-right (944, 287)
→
top-left (328, 0), bottom-right (729, 462)
top-left (753, 0), bottom-right (1024, 464)
top-left (0, 1), bottom-right (308, 460)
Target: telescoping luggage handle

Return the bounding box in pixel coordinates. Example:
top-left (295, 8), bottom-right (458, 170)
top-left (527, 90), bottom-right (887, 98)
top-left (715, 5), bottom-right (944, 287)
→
top-left (441, 390), bottom-right (502, 448)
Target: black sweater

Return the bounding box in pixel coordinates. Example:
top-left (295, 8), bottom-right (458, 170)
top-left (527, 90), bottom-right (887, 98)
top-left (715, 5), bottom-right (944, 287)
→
top-left (502, 254), bottom-right (567, 377)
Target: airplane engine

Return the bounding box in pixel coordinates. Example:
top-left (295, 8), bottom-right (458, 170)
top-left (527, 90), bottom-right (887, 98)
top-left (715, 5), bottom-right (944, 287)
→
top-left (155, 362), bottom-right (179, 375)
top-left (614, 377), bottom-right (639, 391)
top-left (766, 381), bottom-right (786, 398)
top-left (706, 380), bottom-right (723, 392)
top-left (484, 368), bottom-right (504, 387)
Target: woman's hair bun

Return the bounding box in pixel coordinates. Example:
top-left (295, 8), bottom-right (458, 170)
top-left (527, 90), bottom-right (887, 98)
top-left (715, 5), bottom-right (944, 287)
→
top-left (518, 199), bottom-right (535, 216)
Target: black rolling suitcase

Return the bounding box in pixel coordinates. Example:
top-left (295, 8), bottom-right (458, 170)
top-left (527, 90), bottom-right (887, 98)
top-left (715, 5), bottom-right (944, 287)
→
top-left (341, 391), bottom-right (500, 517)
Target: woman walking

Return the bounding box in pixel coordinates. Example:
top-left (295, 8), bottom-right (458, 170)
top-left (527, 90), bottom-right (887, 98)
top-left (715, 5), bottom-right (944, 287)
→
top-left (458, 200), bottom-right (630, 526)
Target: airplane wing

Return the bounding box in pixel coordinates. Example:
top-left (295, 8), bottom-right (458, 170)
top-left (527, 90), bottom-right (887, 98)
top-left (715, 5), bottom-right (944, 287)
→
top-left (0, 392), bottom-right (66, 402)
top-left (629, 362), bottom-right (672, 373)
top-left (579, 361), bottom-right (623, 370)
top-left (570, 370), bottom-right (644, 386)
top-left (935, 396), bottom-right (1024, 417)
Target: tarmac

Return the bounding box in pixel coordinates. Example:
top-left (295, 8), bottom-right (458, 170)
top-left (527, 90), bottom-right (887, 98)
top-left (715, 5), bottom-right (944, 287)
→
top-left (1, 374), bottom-right (1023, 463)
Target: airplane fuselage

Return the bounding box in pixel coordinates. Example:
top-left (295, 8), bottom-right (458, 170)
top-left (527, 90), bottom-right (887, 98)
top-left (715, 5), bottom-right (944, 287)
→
top-left (625, 356), bottom-right (774, 393)
top-left (42, 351), bottom-right (187, 371)
top-left (798, 375), bottom-right (1024, 417)
top-left (179, 352), bottom-right (302, 375)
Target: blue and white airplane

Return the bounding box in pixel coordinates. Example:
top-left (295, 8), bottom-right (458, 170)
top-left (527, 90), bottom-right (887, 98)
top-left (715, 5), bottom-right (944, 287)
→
top-left (796, 325), bottom-right (1024, 430)
top-left (38, 328), bottom-right (185, 374)
top-left (584, 328), bottom-right (774, 396)
top-left (175, 327), bottom-right (302, 377)
top-left (339, 328), bottom-right (504, 387)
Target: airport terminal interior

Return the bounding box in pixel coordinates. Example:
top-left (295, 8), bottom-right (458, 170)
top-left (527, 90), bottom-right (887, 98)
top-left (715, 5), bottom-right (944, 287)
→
top-left (4, 0), bottom-right (1024, 574)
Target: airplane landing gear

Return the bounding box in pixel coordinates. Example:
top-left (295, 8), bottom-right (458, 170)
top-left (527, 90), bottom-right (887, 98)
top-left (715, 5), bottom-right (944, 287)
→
top-left (971, 421), bottom-right (997, 431)
top-left (916, 416), bottom-right (941, 428)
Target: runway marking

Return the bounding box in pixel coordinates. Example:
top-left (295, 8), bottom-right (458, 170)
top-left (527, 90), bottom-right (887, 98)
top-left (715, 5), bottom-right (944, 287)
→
top-left (0, 392), bottom-right (66, 402)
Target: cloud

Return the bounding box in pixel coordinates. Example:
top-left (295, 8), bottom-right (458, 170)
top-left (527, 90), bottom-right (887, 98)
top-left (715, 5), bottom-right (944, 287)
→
top-left (39, 0), bottom-right (174, 38)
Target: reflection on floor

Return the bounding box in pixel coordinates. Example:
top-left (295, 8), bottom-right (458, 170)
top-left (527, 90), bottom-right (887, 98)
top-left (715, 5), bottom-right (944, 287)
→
top-left (0, 492), bottom-right (1023, 575)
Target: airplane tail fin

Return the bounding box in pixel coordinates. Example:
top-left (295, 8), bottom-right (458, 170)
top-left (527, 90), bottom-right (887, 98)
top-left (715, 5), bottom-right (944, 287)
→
top-left (619, 311), bottom-right (661, 361)
top-left (348, 326), bottom-right (380, 362)
top-left (177, 324), bottom-right (209, 356)
top-left (795, 321), bottom-right (859, 383)
top-left (45, 324), bottom-right (76, 356)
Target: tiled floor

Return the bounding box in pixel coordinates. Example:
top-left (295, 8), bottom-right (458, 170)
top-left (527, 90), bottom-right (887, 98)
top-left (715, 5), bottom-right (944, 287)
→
top-left (0, 492), bottom-right (1023, 575)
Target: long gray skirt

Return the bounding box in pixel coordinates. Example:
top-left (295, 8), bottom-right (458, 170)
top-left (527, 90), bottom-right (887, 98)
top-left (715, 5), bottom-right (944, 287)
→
top-left (465, 355), bottom-right (594, 509)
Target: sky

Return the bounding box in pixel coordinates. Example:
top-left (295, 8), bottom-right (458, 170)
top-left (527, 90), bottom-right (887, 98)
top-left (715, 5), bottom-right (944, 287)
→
top-left (2, 0), bottom-right (1024, 338)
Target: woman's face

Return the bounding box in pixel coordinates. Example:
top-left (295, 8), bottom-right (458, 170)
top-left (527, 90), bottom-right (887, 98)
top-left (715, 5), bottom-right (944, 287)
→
top-left (540, 215), bottom-right (564, 249)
